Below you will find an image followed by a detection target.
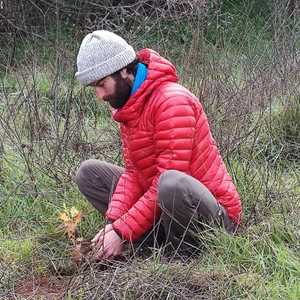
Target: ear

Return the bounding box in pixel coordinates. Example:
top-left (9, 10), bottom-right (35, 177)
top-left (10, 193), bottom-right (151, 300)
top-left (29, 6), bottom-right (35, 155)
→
top-left (119, 68), bottom-right (129, 79)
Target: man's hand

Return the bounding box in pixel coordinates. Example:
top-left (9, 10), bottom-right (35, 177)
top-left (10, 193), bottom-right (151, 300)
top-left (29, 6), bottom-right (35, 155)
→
top-left (91, 224), bottom-right (124, 260)
top-left (91, 223), bottom-right (114, 246)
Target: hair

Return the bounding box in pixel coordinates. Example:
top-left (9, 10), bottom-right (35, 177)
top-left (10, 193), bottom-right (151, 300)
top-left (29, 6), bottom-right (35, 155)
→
top-left (125, 58), bottom-right (140, 75)
top-left (111, 58), bottom-right (140, 79)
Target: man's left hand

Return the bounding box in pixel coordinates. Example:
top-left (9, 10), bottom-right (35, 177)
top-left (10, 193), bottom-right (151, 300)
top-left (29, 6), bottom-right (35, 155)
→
top-left (92, 224), bottom-right (124, 260)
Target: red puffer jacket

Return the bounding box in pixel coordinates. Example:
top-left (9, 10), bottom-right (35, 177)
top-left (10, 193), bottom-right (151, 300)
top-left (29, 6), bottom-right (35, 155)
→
top-left (106, 49), bottom-right (241, 241)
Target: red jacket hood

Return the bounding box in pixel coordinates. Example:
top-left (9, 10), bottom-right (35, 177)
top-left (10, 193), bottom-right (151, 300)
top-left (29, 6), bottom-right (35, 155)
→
top-left (113, 49), bottom-right (178, 125)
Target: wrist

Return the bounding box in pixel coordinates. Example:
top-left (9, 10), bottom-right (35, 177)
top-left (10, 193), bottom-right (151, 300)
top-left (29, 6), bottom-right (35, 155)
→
top-left (112, 223), bottom-right (124, 241)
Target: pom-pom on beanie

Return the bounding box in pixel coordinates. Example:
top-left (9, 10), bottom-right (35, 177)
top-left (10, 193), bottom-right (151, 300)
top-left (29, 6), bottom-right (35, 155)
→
top-left (75, 30), bottom-right (136, 85)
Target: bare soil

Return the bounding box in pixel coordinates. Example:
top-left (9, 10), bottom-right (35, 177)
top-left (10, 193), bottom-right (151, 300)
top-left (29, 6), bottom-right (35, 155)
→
top-left (15, 276), bottom-right (68, 300)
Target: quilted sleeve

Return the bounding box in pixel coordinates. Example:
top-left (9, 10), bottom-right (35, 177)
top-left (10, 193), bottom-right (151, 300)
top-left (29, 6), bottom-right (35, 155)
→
top-left (112, 95), bottom-right (197, 241)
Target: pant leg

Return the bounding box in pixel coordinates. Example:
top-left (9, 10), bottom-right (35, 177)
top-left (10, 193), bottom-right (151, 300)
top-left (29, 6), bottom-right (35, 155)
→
top-left (74, 159), bottom-right (124, 214)
top-left (158, 170), bottom-right (236, 251)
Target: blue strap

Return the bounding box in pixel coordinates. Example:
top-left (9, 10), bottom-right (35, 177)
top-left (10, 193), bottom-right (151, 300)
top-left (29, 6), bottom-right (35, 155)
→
top-left (130, 63), bottom-right (148, 95)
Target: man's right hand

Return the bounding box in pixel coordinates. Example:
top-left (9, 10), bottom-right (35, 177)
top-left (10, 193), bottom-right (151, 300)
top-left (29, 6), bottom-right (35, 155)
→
top-left (91, 223), bottom-right (124, 260)
top-left (91, 224), bottom-right (114, 247)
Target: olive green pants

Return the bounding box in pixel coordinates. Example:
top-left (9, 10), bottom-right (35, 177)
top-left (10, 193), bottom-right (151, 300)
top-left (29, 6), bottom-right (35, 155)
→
top-left (75, 160), bottom-right (236, 253)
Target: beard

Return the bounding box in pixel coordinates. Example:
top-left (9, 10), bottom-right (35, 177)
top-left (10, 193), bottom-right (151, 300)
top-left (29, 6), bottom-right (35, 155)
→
top-left (103, 73), bottom-right (132, 109)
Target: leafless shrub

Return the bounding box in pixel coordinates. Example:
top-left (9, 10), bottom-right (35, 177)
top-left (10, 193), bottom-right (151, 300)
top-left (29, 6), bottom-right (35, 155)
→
top-left (0, 0), bottom-right (209, 35)
top-left (178, 0), bottom-right (300, 155)
top-left (0, 1), bottom-right (299, 199)
top-left (0, 51), bottom-right (121, 194)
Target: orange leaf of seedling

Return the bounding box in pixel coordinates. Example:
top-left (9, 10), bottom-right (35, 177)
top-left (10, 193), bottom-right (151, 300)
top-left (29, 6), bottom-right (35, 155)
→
top-left (59, 212), bottom-right (70, 223)
top-left (73, 212), bottom-right (82, 225)
top-left (58, 207), bottom-right (82, 243)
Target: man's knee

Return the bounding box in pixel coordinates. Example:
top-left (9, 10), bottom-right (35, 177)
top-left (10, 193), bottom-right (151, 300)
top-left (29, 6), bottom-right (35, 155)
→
top-left (75, 159), bottom-right (106, 188)
top-left (158, 170), bottom-right (187, 210)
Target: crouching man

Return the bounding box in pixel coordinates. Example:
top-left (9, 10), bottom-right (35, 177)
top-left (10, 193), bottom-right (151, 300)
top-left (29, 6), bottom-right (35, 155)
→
top-left (74, 30), bottom-right (242, 260)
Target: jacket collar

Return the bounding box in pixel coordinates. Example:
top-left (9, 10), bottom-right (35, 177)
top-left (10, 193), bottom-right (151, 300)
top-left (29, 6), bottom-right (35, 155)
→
top-left (112, 49), bottom-right (178, 126)
top-left (130, 63), bottom-right (148, 95)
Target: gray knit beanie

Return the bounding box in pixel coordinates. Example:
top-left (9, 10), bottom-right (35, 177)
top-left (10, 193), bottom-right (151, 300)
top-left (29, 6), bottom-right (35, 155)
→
top-left (75, 30), bottom-right (136, 86)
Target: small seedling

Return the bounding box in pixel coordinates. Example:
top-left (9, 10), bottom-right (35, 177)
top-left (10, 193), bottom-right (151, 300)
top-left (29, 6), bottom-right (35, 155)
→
top-left (58, 206), bottom-right (82, 243)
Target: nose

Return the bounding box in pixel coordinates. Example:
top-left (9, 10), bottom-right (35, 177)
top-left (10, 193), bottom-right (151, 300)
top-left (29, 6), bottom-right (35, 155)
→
top-left (95, 87), bottom-right (105, 100)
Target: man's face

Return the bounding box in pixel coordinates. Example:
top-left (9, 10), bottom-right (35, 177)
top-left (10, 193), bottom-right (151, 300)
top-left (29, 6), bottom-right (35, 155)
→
top-left (92, 72), bottom-right (132, 109)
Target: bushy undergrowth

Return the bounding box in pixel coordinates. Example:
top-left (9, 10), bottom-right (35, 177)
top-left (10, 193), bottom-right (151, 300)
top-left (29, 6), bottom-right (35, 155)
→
top-left (261, 98), bottom-right (300, 164)
top-left (0, 1), bottom-right (299, 299)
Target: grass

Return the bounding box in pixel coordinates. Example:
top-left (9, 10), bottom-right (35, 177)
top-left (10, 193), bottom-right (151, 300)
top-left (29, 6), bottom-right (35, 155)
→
top-left (0, 5), bottom-right (299, 299)
top-left (1, 87), bottom-right (299, 299)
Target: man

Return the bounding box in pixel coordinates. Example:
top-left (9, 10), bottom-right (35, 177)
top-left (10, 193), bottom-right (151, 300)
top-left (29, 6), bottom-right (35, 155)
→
top-left (75, 30), bottom-right (241, 260)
